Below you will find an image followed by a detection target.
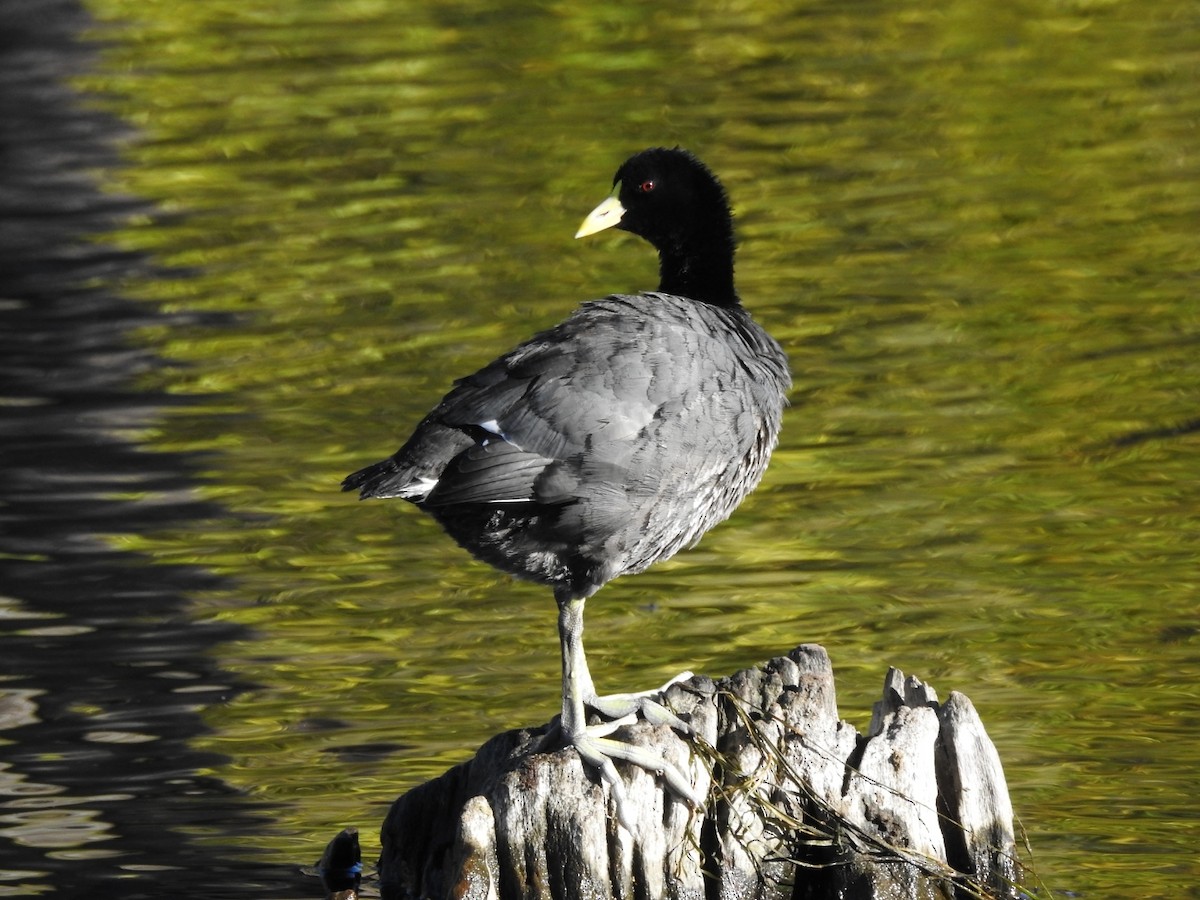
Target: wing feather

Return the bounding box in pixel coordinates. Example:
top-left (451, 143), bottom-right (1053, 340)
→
top-left (425, 441), bottom-right (552, 506)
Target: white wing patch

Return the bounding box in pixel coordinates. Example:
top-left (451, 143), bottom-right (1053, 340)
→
top-left (398, 476), bottom-right (438, 501)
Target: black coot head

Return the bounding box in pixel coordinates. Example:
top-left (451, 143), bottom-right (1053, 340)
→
top-left (612, 148), bottom-right (732, 250)
top-left (576, 147), bottom-right (738, 306)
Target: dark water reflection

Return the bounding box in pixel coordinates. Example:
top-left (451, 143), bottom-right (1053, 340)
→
top-left (0, 2), bottom-right (305, 896)
top-left (3, 0), bottom-right (1199, 897)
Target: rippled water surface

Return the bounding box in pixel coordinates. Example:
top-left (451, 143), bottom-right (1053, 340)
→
top-left (2, 0), bottom-right (1197, 896)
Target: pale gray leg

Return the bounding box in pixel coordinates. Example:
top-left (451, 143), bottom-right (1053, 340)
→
top-left (556, 592), bottom-right (703, 831)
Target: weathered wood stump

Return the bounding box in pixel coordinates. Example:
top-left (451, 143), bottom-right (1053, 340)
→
top-left (377, 645), bottom-right (1021, 899)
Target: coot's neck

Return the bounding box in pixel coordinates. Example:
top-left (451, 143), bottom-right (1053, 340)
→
top-left (656, 228), bottom-right (740, 308)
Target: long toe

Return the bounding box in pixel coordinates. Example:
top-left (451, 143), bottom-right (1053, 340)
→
top-left (571, 728), bottom-right (704, 832)
top-left (584, 671), bottom-right (695, 731)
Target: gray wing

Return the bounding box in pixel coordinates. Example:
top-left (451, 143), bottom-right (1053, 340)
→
top-left (425, 306), bottom-right (663, 508)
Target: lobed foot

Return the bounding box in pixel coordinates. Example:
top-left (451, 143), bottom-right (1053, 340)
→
top-left (579, 673), bottom-right (704, 830)
top-left (572, 726), bottom-right (704, 832)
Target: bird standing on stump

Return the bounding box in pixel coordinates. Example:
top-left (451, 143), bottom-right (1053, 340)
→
top-left (343, 148), bottom-right (790, 829)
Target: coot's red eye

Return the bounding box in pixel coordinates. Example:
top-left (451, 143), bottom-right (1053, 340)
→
top-left (638, 180), bottom-right (656, 193)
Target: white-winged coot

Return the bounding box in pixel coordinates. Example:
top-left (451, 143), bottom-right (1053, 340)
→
top-left (343, 148), bottom-right (791, 829)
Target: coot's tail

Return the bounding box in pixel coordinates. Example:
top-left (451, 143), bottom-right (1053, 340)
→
top-left (344, 421), bottom-right (470, 501)
top-left (342, 456), bottom-right (418, 500)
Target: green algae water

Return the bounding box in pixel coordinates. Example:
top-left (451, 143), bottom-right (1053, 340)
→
top-left (8, 0), bottom-right (1195, 895)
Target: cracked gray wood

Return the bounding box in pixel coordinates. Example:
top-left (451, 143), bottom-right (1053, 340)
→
top-left (375, 645), bottom-right (1022, 900)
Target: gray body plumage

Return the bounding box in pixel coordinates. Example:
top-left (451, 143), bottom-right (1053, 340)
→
top-left (343, 290), bottom-right (790, 601)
